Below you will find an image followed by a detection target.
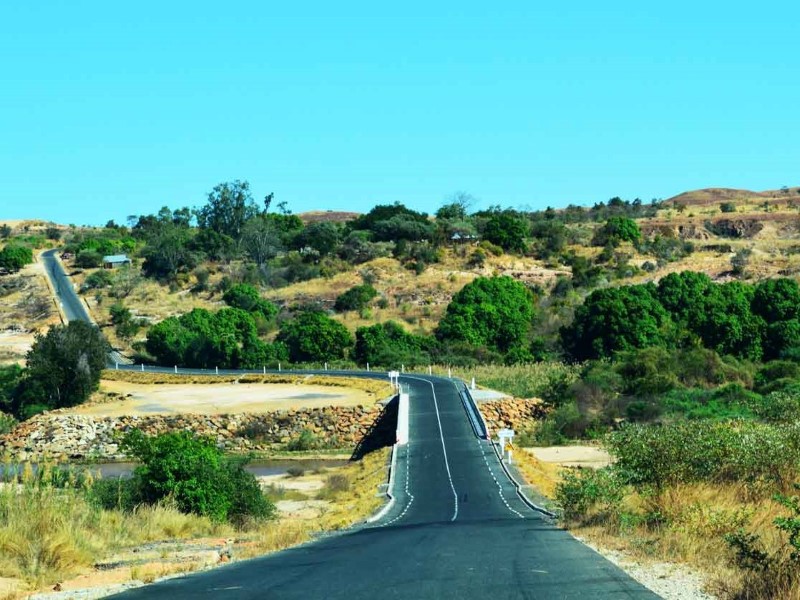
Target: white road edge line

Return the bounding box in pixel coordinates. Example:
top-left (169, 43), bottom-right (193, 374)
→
top-left (403, 375), bottom-right (459, 522)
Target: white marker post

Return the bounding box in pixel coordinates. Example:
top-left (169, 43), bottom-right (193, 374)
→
top-left (174, 365), bottom-right (177, 374)
top-left (141, 364), bottom-right (144, 372)
top-left (448, 367), bottom-right (451, 378)
top-left (388, 370), bottom-right (400, 391)
top-left (278, 363), bottom-right (282, 372)
top-left (115, 362), bottom-right (118, 370)
top-left (428, 366), bottom-right (432, 375)
top-left (215, 366), bottom-right (219, 375)
top-left (263, 366), bottom-right (266, 374)
top-left (324, 362), bottom-right (328, 371)
top-left (471, 377), bottom-right (476, 391)
top-left (497, 428), bottom-right (515, 463)
top-left (366, 362), bottom-right (370, 372)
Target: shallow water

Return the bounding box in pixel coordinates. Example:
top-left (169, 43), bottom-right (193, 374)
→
top-left (1, 458), bottom-right (350, 480)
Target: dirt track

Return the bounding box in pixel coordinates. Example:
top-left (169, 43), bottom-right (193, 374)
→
top-left (68, 380), bottom-right (376, 416)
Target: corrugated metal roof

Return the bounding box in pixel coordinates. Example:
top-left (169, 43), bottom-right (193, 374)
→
top-left (102, 254), bottom-right (131, 263)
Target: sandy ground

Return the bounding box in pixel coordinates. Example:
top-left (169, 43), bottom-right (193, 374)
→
top-left (0, 259), bottom-right (61, 365)
top-left (67, 380), bottom-right (376, 416)
top-left (526, 445), bottom-right (611, 469)
top-left (0, 330), bottom-right (34, 364)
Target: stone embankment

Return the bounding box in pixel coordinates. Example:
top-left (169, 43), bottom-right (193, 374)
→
top-left (0, 405), bottom-right (383, 461)
top-left (478, 397), bottom-right (546, 435)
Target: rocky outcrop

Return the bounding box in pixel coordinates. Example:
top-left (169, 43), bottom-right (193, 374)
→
top-left (0, 405), bottom-right (384, 461)
top-left (704, 218), bottom-right (764, 239)
top-left (478, 398), bottom-right (546, 435)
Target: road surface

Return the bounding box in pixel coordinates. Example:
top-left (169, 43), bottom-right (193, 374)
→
top-left (41, 249), bottom-right (660, 598)
top-left (105, 375), bottom-right (658, 599)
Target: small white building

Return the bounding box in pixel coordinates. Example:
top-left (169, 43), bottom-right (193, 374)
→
top-left (102, 254), bottom-right (132, 269)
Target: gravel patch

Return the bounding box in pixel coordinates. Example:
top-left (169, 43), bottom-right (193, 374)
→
top-left (575, 535), bottom-right (717, 600)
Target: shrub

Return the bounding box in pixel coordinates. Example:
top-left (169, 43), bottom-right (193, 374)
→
top-left (609, 421), bottom-right (800, 489)
top-left (334, 284), bottom-right (378, 312)
top-left (82, 270), bottom-right (113, 290)
top-left (532, 401), bottom-right (585, 445)
top-left (0, 244), bottom-right (33, 273)
top-left (436, 276), bottom-right (535, 355)
top-left (222, 284), bottom-right (279, 320)
top-left (120, 430), bottom-right (275, 526)
top-left (74, 250), bottom-right (103, 268)
top-left (285, 429), bottom-right (320, 451)
top-left (276, 311), bottom-right (354, 363)
top-left (555, 468), bottom-right (623, 521)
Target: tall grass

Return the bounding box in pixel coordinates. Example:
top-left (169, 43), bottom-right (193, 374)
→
top-left (0, 461), bottom-right (229, 587)
top-left (427, 362), bottom-right (582, 400)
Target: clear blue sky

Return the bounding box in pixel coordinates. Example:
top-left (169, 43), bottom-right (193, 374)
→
top-left (2, 1), bottom-right (799, 225)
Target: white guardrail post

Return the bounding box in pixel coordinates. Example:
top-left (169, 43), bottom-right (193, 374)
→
top-left (396, 392), bottom-right (409, 446)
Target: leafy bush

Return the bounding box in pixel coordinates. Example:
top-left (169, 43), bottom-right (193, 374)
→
top-left (285, 429), bottom-right (321, 451)
top-left (481, 210), bottom-right (529, 253)
top-left (592, 217), bottom-right (641, 247)
top-left (120, 430), bottom-right (275, 526)
top-left (146, 307), bottom-right (287, 369)
top-left (13, 321), bottom-right (109, 417)
top-left (82, 270), bottom-right (113, 290)
top-left (276, 311), bottom-right (354, 363)
top-left (334, 284), bottom-right (378, 312)
top-left (0, 244), bottom-right (33, 273)
top-left (608, 421), bottom-right (800, 489)
top-left (555, 468), bottom-right (623, 521)
top-left (561, 283), bottom-right (671, 360)
top-left (532, 401), bottom-right (586, 445)
top-left (354, 321), bottom-right (432, 367)
top-left (74, 250), bottom-right (103, 268)
top-left (436, 276), bottom-right (535, 356)
top-left (222, 283), bottom-right (279, 320)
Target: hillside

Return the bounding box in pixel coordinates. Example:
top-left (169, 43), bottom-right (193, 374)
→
top-left (3, 182), bottom-right (800, 367)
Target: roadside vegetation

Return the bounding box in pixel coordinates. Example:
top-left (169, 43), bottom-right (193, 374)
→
top-left (7, 185), bottom-right (800, 596)
top-left (0, 430), bottom-right (390, 593)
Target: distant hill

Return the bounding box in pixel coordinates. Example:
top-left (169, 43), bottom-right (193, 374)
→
top-left (666, 187), bottom-right (800, 208)
top-left (298, 211), bottom-right (360, 224)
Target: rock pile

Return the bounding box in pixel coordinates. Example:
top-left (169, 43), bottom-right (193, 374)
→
top-left (0, 405), bottom-right (383, 461)
top-left (478, 398), bottom-right (546, 435)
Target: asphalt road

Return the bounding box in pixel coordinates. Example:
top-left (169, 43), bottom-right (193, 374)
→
top-left (41, 249), bottom-right (93, 323)
top-left (40, 251), bottom-right (660, 598)
top-left (105, 375), bottom-right (659, 599)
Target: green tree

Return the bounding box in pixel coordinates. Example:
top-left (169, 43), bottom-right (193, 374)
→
top-left (0, 244), bottom-right (33, 273)
top-left (0, 365), bottom-right (23, 414)
top-left (354, 321), bottom-right (432, 366)
top-left (121, 430), bottom-right (274, 525)
top-left (240, 216), bottom-right (282, 267)
top-left (656, 271), bottom-right (715, 335)
top-left (436, 276), bottom-right (535, 355)
top-left (752, 278), bottom-right (800, 323)
top-left (141, 224), bottom-right (197, 280)
top-left (697, 282), bottom-right (764, 360)
top-left (334, 284), bottom-right (378, 312)
top-left (196, 180), bottom-right (261, 239)
top-left (349, 203), bottom-right (429, 236)
top-left (15, 321), bottom-right (109, 417)
top-left (481, 211), bottom-right (529, 253)
top-left (222, 284), bottom-right (279, 320)
top-left (561, 284), bottom-right (672, 360)
top-left (593, 217), bottom-right (641, 247)
top-left (146, 308), bottom-right (285, 368)
top-left (276, 311), bottom-right (354, 362)
top-left (293, 221), bottom-right (341, 258)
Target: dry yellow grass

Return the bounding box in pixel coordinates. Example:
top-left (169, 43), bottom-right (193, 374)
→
top-left (99, 370), bottom-right (393, 399)
top-left (560, 478), bottom-right (800, 599)
top-left (9, 446), bottom-right (392, 594)
top-left (510, 446), bottom-right (561, 499)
